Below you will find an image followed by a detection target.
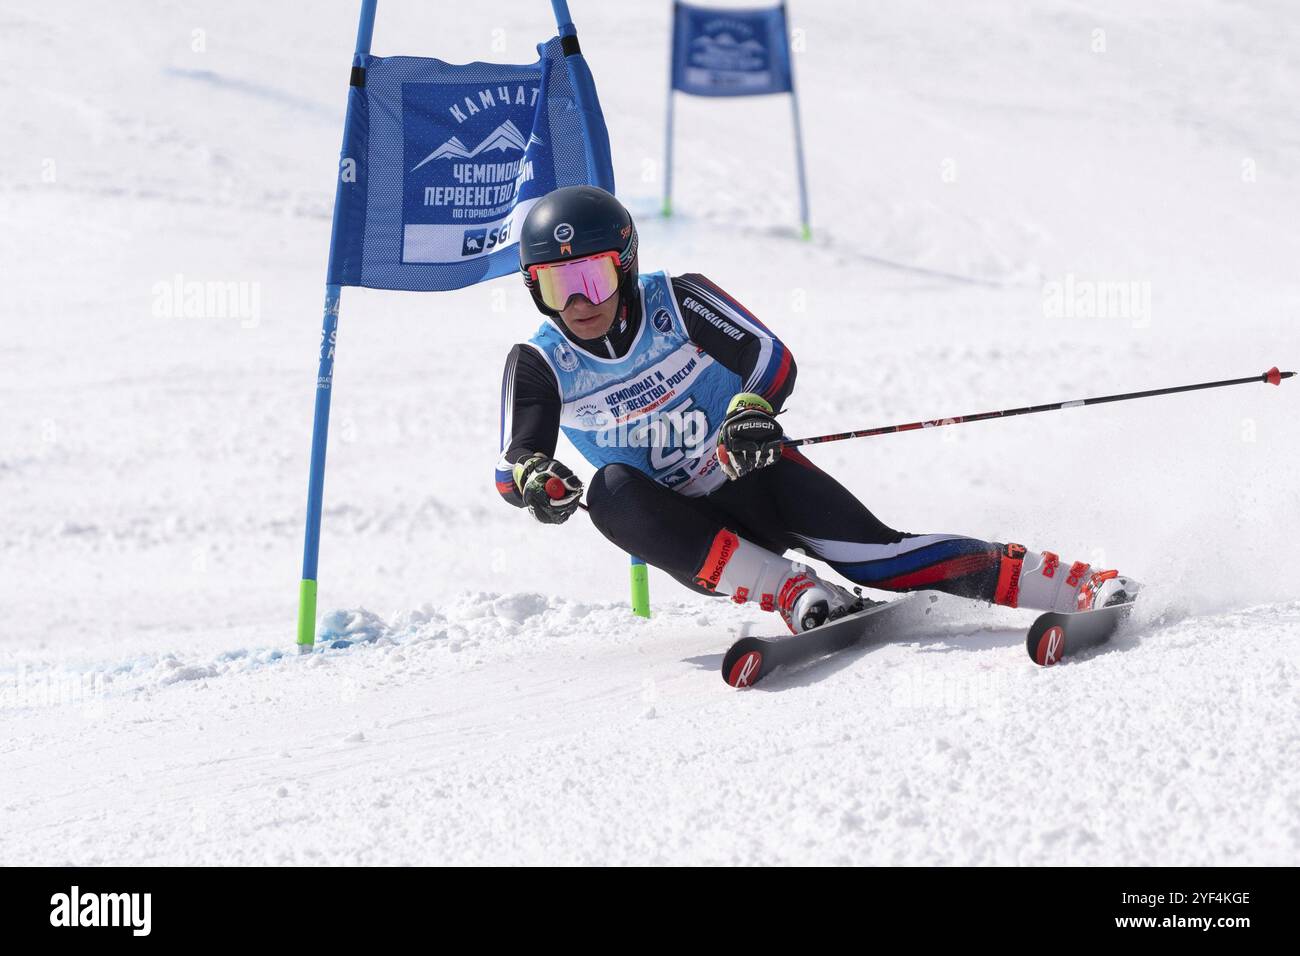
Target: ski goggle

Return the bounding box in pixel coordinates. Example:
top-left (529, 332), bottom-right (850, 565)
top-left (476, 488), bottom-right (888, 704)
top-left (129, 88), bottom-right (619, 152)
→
top-left (527, 251), bottom-right (621, 311)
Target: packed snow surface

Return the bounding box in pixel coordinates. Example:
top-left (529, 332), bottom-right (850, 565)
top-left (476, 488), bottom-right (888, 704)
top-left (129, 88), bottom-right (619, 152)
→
top-left (1, 1), bottom-right (1297, 864)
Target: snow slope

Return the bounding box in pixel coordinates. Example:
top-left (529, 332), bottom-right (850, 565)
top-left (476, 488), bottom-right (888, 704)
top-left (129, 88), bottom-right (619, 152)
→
top-left (1, 0), bottom-right (1297, 865)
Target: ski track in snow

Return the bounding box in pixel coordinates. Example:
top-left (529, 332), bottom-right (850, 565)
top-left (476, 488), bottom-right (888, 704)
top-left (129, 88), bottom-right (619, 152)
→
top-left (2, 0), bottom-right (1298, 864)
top-left (2, 592), bottom-right (1297, 865)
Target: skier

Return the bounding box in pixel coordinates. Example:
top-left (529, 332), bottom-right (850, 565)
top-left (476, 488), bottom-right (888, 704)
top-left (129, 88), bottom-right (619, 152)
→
top-left (496, 186), bottom-right (1133, 633)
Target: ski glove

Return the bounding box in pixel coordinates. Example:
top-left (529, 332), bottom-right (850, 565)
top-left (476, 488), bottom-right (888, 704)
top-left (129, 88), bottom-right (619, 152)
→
top-left (717, 392), bottom-right (784, 481)
top-left (514, 454), bottom-right (584, 525)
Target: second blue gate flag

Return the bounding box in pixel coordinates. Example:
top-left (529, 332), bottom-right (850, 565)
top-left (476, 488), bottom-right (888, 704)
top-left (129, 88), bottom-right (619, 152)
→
top-left (663, 2), bottom-right (811, 237)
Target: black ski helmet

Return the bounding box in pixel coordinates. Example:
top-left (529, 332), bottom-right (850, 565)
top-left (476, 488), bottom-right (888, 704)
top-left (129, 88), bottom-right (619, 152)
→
top-left (519, 185), bottom-right (638, 316)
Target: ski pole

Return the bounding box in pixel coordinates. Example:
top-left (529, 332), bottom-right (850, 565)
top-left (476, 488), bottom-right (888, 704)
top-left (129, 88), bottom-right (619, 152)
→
top-left (786, 366), bottom-right (1293, 448)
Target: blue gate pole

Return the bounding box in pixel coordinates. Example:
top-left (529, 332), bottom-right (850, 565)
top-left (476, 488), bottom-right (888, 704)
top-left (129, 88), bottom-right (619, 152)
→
top-left (297, 0), bottom-right (379, 652)
top-left (663, 85), bottom-right (675, 217)
top-left (549, 0), bottom-right (574, 24)
top-left (549, 0), bottom-right (610, 194)
top-left (663, 4), bottom-right (676, 219)
top-left (549, 0), bottom-right (651, 617)
top-left (789, 89), bottom-right (810, 240)
top-left (785, 5), bottom-right (811, 240)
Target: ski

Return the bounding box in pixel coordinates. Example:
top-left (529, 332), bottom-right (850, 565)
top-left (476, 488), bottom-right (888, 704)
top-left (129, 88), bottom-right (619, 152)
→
top-left (722, 596), bottom-right (918, 687)
top-left (1026, 600), bottom-right (1136, 666)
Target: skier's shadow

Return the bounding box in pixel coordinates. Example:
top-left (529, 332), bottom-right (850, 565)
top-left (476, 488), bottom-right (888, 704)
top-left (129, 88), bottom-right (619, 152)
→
top-left (684, 625), bottom-right (1027, 690)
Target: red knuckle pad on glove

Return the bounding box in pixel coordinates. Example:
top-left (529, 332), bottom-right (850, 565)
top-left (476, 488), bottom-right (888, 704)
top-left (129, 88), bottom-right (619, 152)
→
top-left (519, 457), bottom-right (582, 524)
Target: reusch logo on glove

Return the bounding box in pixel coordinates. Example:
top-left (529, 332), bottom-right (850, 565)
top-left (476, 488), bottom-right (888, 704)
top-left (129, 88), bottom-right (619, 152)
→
top-left (733, 417), bottom-right (779, 439)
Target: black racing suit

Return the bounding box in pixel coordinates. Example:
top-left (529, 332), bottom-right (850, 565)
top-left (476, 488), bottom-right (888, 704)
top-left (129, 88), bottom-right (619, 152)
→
top-left (497, 274), bottom-right (1007, 602)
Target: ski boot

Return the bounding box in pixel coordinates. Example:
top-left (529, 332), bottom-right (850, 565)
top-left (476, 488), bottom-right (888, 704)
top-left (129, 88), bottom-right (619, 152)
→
top-left (994, 543), bottom-right (1140, 612)
top-left (694, 529), bottom-right (865, 634)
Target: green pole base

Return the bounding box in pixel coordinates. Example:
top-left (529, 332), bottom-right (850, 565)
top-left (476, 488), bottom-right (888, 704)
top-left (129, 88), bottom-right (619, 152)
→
top-left (800, 223), bottom-right (812, 241)
top-left (629, 561), bottom-right (651, 618)
top-left (662, 199), bottom-right (672, 218)
top-left (297, 578), bottom-right (318, 652)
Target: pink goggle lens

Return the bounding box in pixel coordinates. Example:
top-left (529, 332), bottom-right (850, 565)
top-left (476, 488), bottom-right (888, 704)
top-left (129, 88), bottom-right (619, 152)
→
top-left (529, 251), bottom-right (621, 311)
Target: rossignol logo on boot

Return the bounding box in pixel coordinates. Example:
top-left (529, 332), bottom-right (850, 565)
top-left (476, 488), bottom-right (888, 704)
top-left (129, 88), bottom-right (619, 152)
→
top-left (49, 886), bottom-right (151, 937)
top-left (695, 530), bottom-right (738, 590)
top-left (709, 535), bottom-right (736, 583)
top-left (1004, 551), bottom-right (1023, 600)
